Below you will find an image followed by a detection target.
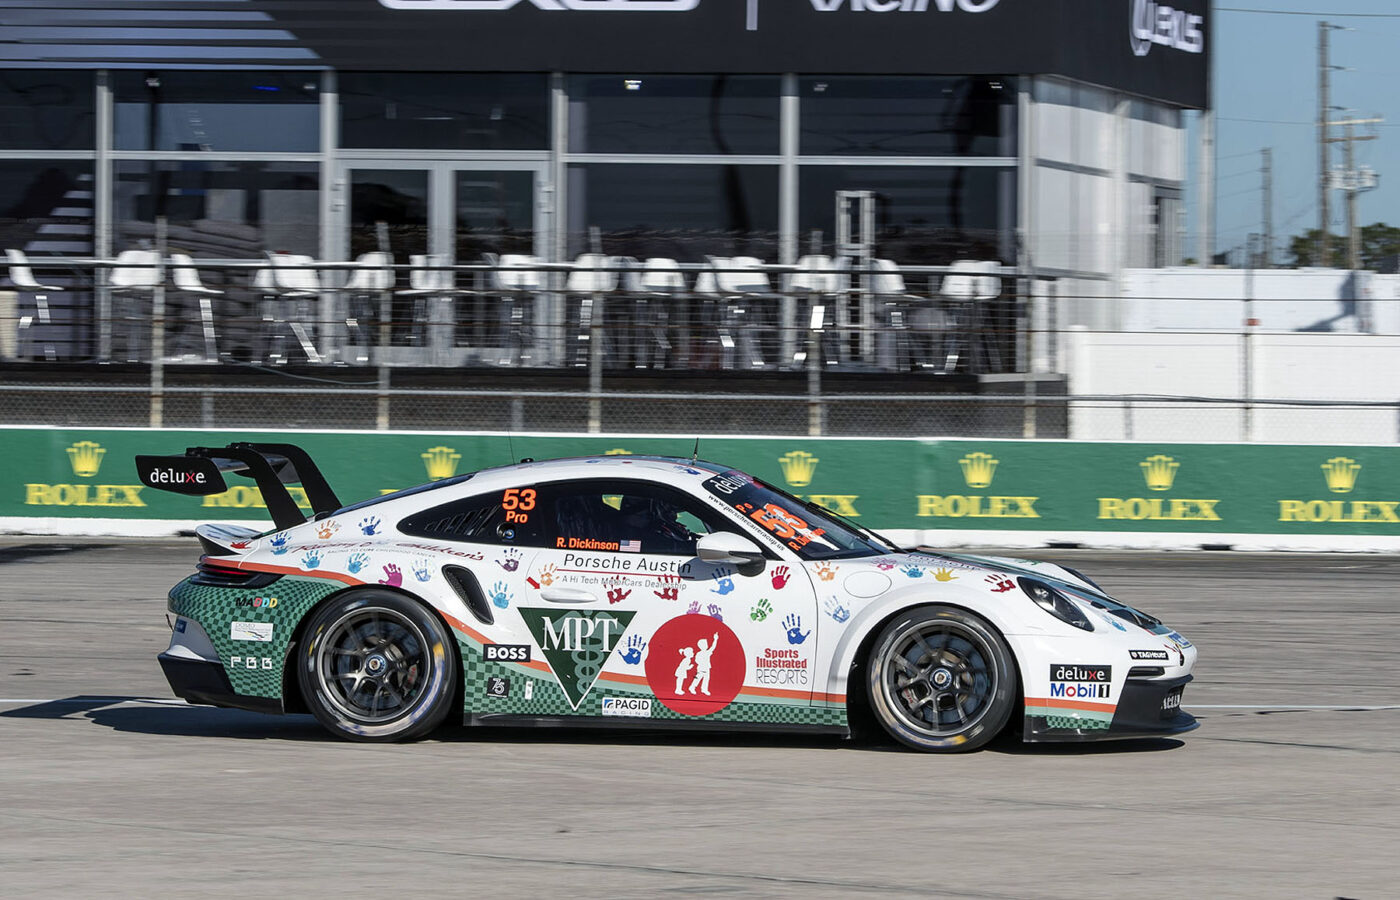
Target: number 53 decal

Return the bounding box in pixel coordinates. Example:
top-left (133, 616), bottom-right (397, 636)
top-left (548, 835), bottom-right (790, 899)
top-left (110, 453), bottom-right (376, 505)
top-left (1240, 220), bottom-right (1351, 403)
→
top-left (502, 487), bottom-right (537, 523)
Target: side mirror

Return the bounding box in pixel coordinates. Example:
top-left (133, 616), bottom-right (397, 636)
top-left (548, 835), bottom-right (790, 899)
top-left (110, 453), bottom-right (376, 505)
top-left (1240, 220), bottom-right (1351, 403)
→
top-left (696, 532), bottom-right (765, 570)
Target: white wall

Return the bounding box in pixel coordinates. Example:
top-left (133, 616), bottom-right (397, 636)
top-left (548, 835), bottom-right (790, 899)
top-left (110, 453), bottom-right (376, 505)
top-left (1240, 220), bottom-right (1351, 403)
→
top-left (1067, 327), bottom-right (1400, 443)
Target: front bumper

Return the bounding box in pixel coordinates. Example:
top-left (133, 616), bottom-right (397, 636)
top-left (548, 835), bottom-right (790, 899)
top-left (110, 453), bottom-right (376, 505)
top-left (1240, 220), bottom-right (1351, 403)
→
top-left (1024, 674), bottom-right (1198, 742)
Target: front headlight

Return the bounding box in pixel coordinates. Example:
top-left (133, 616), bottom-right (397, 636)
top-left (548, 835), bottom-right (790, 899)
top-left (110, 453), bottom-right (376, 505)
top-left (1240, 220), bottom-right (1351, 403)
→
top-left (1018, 577), bottom-right (1093, 631)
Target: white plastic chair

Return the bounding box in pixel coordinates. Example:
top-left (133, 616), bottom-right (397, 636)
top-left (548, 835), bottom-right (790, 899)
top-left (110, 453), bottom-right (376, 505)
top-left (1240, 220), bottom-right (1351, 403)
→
top-left (261, 252), bottom-right (323, 363)
top-left (486, 253), bottom-right (546, 366)
top-left (339, 251), bottom-right (396, 363)
top-left (395, 253), bottom-right (467, 365)
top-left (618, 257), bottom-right (686, 369)
top-left (939, 259), bottom-right (1003, 374)
top-left (170, 253), bottom-right (223, 361)
top-left (110, 250), bottom-right (162, 362)
top-left (6, 249), bottom-right (62, 360)
top-left (563, 253), bottom-right (618, 368)
top-left (709, 255), bottom-right (773, 370)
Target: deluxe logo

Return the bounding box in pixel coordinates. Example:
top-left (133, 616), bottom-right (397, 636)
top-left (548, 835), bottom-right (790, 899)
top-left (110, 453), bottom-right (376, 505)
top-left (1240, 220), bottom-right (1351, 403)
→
top-left (1099, 456), bottom-right (1220, 522)
top-left (1278, 457), bottom-right (1399, 523)
top-left (484, 643), bottom-right (532, 663)
top-left (421, 446), bottom-right (461, 481)
top-left (1050, 664), bottom-right (1110, 682)
top-left (519, 607), bottom-right (635, 709)
top-left (146, 467), bottom-right (207, 486)
top-left (600, 696), bottom-right (653, 717)
top-left (1130, 0), bottom-right (1204, 58)
top-left (379, 1), bottom-right (698, 11)
top-left (918, 451), bottom-right (1038, 520)
top-left (779, 450), bottom-right (819, 488)
top-left (66, 440), bottom-right (106, 477)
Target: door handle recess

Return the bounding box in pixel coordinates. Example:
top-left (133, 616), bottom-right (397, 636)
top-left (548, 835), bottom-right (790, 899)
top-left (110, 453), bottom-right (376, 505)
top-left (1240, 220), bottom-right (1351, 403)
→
top-left (540, 587), bottom-right (597, 604)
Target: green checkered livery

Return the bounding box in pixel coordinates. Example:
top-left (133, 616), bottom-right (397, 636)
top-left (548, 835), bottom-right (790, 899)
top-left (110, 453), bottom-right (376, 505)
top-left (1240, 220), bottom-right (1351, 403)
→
top-left (457, 628), bottom-right (847, 728)
top-left (169, 576), bottom-right (343, 697)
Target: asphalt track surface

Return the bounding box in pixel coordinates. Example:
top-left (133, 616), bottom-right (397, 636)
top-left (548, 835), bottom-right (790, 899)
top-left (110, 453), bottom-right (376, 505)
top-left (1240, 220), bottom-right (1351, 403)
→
top-left (1, 539), bottom-right (1396, 899)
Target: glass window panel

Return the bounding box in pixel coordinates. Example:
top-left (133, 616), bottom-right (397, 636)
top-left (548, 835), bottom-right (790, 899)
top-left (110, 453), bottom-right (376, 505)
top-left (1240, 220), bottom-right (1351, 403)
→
top-left (798, 165), bottom-right (1015, 265)
top-left (0, 161), bottom-right (93, 255)
top-left (348, 169), bottom-right (428, 260)
top-left (340, 73), bottom-right (548, 150)
top-left (113, 160), bottom-right (319, 257)
top-left (567, 164), bottom-right (778, 261)
top-left (800, 76), bottom-right (1016, 157)
top-left (0, 71), bottom-right (94, 150)
top-left (456, 170), bottom-right (534, 262)
top-left (568, 75), bottom-right (779, 155)
top-left (113, 71), bottom-right (319, 152)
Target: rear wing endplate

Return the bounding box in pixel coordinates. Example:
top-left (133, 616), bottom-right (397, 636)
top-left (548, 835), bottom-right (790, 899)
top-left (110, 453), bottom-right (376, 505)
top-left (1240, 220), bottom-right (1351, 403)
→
top-left (135, 442), bottom-right (342, 531)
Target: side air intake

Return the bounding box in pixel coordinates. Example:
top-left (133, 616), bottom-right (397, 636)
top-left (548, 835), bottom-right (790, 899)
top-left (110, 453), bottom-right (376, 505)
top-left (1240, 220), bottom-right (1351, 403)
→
top-left (442, 565), bottom-right (494, 626)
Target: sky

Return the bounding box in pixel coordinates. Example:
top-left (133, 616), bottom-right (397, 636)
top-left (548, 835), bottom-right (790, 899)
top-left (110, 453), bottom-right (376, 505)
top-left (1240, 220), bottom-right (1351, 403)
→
top-left (1193, 1), bottom-right (1400, 262)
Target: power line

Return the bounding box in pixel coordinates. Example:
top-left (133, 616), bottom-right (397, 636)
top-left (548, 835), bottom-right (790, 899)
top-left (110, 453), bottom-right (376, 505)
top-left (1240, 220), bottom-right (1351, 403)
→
top-left (1219, 7), bottom-right (1400, 17)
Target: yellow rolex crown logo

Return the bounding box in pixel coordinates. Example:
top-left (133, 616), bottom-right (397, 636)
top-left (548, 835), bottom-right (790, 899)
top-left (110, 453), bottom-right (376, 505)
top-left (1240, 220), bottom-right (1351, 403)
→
top-left (66, 440), bottom-right (106, 478)
top-left (603, 448), bottom-right (632, 456)
top-left (1321, 457), bottom-right (1361, 494)
top-left (958, 452), bottom-right (998, 489)
top-left (421, 446), bottom-right (461, 481)
top-left (1140, 455), bottom-right (1180, 492)
top-left (778, 450), bottom-right (820, 487)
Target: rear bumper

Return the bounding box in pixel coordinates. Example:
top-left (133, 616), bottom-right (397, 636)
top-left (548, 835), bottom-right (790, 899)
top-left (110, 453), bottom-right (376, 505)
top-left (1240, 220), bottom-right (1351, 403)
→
top-left (159, 653), bottom-right (283, 715)
top-left (1024, 674), bottom-right (1198, 742)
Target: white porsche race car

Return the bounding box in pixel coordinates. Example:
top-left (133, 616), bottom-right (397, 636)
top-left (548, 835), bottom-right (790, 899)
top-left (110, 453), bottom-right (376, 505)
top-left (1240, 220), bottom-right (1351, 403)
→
top-left (141, 443), bottom-right (1198, 751)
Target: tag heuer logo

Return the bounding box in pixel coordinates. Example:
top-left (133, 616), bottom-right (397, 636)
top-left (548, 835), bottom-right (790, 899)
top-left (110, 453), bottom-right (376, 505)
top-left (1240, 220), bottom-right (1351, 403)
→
top-left (778, 451), bottom-right (819, 487)
top-left (1321, 457), bottom-right (1360, 494)
top-left (519, 607), bottom-right (635, 710)
top-left (421, 446), bottom-right (461, 481)
top-left (1139, 455), bottom-right (1179, 492)
top-left (958, 452), bottom-right (997, 489)
top-left (67, 440), bottom-right (106, 478)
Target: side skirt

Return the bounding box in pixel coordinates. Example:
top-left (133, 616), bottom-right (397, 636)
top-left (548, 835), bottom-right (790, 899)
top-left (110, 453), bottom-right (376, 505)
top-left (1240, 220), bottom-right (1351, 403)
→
top-left (466, 712), bottom-right (849, 737)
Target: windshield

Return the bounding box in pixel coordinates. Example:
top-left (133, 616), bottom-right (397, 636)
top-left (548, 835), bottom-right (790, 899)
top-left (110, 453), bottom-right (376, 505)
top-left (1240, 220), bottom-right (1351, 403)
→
top-left (703, 471), bottom-right (889, 561)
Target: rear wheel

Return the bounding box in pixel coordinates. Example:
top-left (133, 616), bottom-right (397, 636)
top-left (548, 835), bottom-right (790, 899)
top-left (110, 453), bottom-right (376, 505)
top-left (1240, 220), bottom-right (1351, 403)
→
top-left (298, 589), bottom-right (456, 742)
top-left (865, 605), bottom-right (1017, 752)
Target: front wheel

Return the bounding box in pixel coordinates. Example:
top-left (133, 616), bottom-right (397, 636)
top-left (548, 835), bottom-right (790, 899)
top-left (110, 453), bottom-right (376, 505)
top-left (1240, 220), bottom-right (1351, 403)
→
top-left (298, 589), bottom-right (456, 742)
top-left (865, 605), bottom-right (1017, 752)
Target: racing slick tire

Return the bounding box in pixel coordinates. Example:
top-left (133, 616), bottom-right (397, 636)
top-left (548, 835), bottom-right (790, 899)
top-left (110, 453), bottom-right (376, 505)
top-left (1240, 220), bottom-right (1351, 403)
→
top-left (866, 604), bottom-right (1017, 753)
top-left (298, 589), bottom-right (456, 742)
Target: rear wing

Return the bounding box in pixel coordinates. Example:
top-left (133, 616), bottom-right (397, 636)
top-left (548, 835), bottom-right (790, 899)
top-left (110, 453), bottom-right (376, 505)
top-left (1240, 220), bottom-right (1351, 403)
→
top-left (135, 442), bottom-right (342, 531)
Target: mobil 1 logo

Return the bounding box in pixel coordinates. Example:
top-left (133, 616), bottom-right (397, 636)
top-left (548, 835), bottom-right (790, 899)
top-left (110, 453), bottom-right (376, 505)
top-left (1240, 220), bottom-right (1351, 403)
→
top-left (1049, 664), bottom-right (1112, 700)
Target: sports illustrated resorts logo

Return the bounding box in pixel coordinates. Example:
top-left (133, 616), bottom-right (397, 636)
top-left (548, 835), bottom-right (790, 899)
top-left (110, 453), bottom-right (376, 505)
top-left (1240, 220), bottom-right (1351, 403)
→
top-left (421, 446), bottom-right (461, 481)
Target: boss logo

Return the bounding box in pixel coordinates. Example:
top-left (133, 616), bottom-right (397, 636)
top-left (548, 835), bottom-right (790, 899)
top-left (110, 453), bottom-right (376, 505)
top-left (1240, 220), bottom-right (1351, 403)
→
top-left (484, 644), bottom-right (532, 663)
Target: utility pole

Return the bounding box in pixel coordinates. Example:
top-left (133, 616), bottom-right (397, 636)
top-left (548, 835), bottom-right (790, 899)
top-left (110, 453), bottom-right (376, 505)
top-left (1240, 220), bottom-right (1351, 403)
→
top-left (1326, 117), bottom-right (1381, 270)
top-left (1262, 148), bottom-right (1273, 267)
top-left (1318, 21), bottom-right (1330, 266)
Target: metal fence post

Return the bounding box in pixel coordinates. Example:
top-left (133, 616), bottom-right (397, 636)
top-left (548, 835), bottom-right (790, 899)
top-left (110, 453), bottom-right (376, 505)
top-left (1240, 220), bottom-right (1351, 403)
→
top-left (148, 216), bottom-right (167, 428)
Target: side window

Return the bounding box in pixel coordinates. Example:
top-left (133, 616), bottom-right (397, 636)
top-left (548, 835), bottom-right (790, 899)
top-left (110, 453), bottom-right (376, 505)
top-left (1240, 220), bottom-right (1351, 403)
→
top-left (542, 480), bottom-right (728, 556)
top-left (397, 487), bottom-right (544, 546)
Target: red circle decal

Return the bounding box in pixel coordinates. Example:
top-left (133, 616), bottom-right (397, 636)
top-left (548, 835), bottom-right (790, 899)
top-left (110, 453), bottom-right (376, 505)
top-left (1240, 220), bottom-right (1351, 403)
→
top-left (644, 614), bottom-right (746, 716)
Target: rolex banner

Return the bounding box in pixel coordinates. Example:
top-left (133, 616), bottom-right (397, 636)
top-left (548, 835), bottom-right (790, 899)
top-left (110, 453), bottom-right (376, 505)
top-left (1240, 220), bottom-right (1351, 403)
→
top-left (2, 427), bottom-right (1397, 539)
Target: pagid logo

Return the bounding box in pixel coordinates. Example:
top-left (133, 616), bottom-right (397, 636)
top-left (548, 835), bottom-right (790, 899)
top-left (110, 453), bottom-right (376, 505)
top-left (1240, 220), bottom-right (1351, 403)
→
top-left (421, 445), bottom-right (461, 481)
top-left (1130, 0), bottom-right (1205, 58)
top-left (66, 440), bottom-right (106, 478)
top-left (778, 450), bottom-right (819, 488)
